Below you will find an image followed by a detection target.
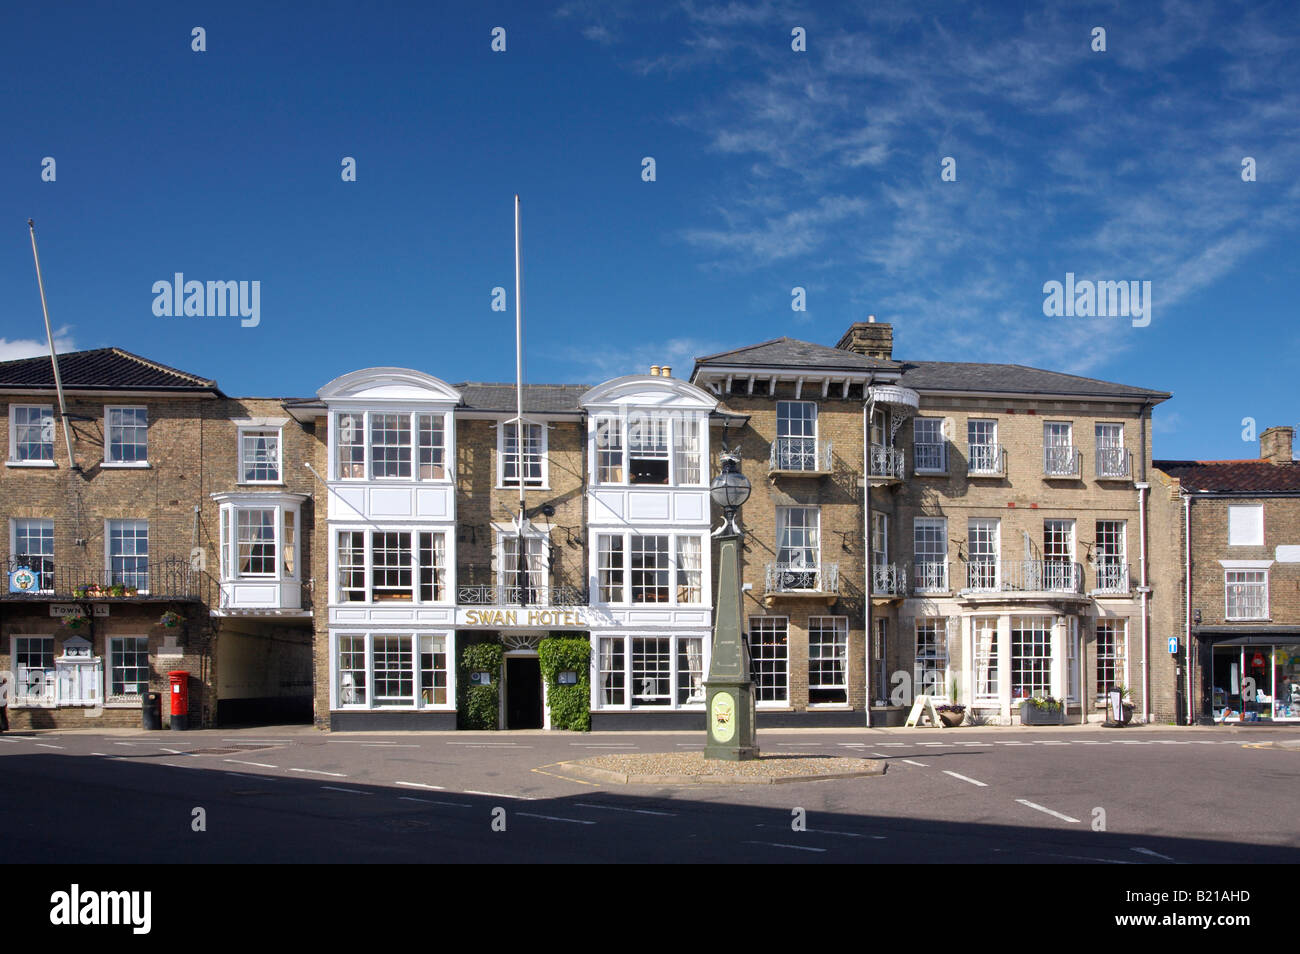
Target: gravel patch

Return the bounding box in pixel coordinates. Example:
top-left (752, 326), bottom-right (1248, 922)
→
top-left (555, 751), bottom-right (886, 785)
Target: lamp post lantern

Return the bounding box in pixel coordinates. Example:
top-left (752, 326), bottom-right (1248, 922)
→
top-left (704, 452), bottom-right (759, 761)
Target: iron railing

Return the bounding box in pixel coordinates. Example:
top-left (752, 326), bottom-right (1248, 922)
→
top-left (765, 563), bottom-right (839, 594)
top-left (869, 444), bottom-right (905, 479)
top-left (870, 562), bottom-right (908, 597)
top-left (962, 559), bottom-right (1083, 594)
top-left (769, 437), bottom-right (832, 472)
top-left (1096, 446), bottom-right (1131, 479)
top-left (1091, 561), bottom-right (1130, 595)
top-left (2, 557), bottom-right (211, 602)
top-left (1044, 445), bottom-right (1082, 477)
top-left (967, 443), bottom-right (1006, 476)
top-left (456, 583), bottom-right (588, 606)
top-left (913, 560), bottom-right (950, 592)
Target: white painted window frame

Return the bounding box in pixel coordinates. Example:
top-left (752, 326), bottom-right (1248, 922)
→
top-left (7, 404), bottom-right (56, 466)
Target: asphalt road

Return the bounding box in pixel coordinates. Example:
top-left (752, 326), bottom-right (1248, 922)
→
top-left (1, 725), bottom-right (1296, 864)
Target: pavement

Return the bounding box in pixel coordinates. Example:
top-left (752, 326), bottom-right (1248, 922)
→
top-left (1, 722), bottom-right (1296, 863)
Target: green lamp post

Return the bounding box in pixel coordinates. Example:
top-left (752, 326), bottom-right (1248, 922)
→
top-left (704, 452), bottom-right (759, 761)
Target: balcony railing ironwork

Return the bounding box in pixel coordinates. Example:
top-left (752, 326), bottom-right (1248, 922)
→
top-left (769, 437), bottom-right (832, 472)
top-left (1096, 447), bottom-right (1132, 479)
top-left (913, 560), bottom-right (950, 592)
top-left (456, 583), bottom-right (588, 606)
top-left (1091, 561), bottom-right (1130, 595)
top-left (870, 562), bottom-right (908, 597)
top-left (2, 557), bottom-right (211, 602)
top-left (1044, 445), bottom-right (1082, 477)
top-left (962, 559), bottom-right (1083, 594)
top-left (869, 444), bottom-right (905, 479)
top-left (765, 563), bottom-right (839, 595)
top-left (967, 443), bottom-right (1006, 476)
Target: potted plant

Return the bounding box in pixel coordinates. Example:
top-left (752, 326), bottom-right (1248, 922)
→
top-left (1020, 695), bottom-right (1065, 726)
top-left (937, 703), bottom-right (966, 727)
top-left (108, 583), bottom-right (126, 597)
top-left (60, 613), bottom-right (87, 630)
top-left (1106, 685), bottom-right (1134, 725)
top-left (159, 611), bottom-right (183, 628)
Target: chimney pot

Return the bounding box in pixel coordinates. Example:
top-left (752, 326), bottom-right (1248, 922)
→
top-left (661, 365), bottom-right (671, 378)
top-left (650, 366), bottom-right (661, 376)
top-left (1260, 425), bottom-right (1295, 464)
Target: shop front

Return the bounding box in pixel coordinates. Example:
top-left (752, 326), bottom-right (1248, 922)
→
top-left (1203, 633), bottom-right (1300, 723)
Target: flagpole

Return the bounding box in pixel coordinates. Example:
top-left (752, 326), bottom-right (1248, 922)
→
top-left (514, 195), bottom-right (528, 604)
top-left (27, 219), bottom-right (78, 471)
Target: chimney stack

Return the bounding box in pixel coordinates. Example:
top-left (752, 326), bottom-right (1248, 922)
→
top-left (1260, 425), bottom-right (1294, 464)
top-left (836, 317), bottom-right (893, 360)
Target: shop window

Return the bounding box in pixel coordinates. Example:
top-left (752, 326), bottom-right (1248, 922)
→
top-left (1011, 617), bottom-right (1052, 700)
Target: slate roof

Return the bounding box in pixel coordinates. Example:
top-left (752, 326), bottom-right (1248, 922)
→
top-left (896, 361), bottom-right (1169, 400)
top-left (1154, 460), bottom-right (1300, 494)
top-left (693, 336), bottom-right (1169, 401)
top-left (0, 348), bottom-right (222, 395)
top-left (694, 337), bottom-right (899, 373)
top-left (455, 383), bottom-right (589, 413)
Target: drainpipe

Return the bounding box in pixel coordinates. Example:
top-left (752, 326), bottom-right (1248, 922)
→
top-left (1184, 492), bottom-right (1193, 726)
top-left (864, 378), bottom-right (874, 727)
top-left (1136, 401), bottom-right (1151, 723)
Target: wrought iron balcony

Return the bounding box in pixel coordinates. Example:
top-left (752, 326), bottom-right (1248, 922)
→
top-left (967, 443), bottom-right (1006, 476)
top-left (769, 437), bottom-right (832, 473)
top-left (913, 560), bottom-right (950, 592)
top-left (2, 557), bottom-right (211, 602)
top-left (765, 563), bottom-right (839, 595)
top-left (1043, 445), bottom-right (1082, 477)
top-left (456, 583), bottom-right (588, 607)
top-left (869, 444), bottom-right (905, 480)
top-left (1096, 446), bottom-right (1132, 479)
top-left (961, 559), bottom-right (1083, 594)
top-left (870, 562), bottom-right (908, 597)
top-left (1090, 561), bottom-right (1130, 595)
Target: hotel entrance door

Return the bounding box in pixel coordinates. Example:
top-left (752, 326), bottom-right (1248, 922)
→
top-left (505, 656), bottom-right (543, 729)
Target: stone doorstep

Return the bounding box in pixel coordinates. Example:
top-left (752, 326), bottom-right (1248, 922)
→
top-left (551, 758), bottom-right (887, 786)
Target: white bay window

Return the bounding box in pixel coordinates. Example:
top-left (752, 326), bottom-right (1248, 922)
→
top-left (335, 632), bottom-right (451, 709)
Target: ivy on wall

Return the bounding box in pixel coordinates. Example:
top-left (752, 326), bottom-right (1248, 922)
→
top-left (459, 640), bottom-right (504, 730)
top-left (538, 637), bottom-right (591, 732)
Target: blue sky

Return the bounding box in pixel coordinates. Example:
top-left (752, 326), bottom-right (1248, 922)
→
top-left (2, 0), bottom-right (1297, 460)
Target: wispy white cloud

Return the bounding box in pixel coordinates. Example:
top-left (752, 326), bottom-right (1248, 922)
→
top-left (0, 326), bottom-right (76, 362)
top-left (574, 0), bottom-right (1300, 372)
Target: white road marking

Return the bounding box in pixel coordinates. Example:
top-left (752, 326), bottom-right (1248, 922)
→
top-left (225, 759), bottom-right (278, 769)
top-left (447, 742), bottom-right (523, 746)
top-left (517, 811), bottom-right (596, 825)
top-left (289, 767), bottom-right (348, 777)
top-left (1037, 741), bottom-right (1071, 745)
top-left (35, 743), bottom-right (63, 749)
top-left (160, 747), bottom-right (198, 757)
top-left (112, 742), bottom-right (138, 746)
top-left (575, 803), bottom-right (677, 817)
top-left (90, 752), bottom-right (107, 756)
top-left (743, 841), bottom-right (827, 853)
top-left (1131, 846), bottom-right (1175, 861)
top-left (878, 743), bottom-right (908, 747)
top-left (463, 790), bottom-right (535, 800)
top-left (1119, 741), bottom-right (1153, 745)
top-left (1079, 741), bottom-right (1112, 745)
top-left (399, 796), bottom-right (473, 808)
top-left (943, 771), bottom-right (988, 787)
top-left (758, 823), bottom-right (884, 840)
top-left (836, 742), bottom-right (868, 747)
top-left (870, 752), bottom-right (887, 757)
top-left (225, 771), bottom-right (279, 781)
top-left (222, 739), bottom-right (288, 744)
top-left (1155, 740), bottom-right (1190, 745)
top-left (1016, 798), bottom-right (1080, 823)
top-left (361, 743), bottom-right (419, 747)
top-left (322, 786), bottom-right (370, 795)
top-left (901, 759), bottom-right (929, 767)
top-left (570, 744), bottom-right (638, 748)
top-left (395, 781), bottom-right (446, 791)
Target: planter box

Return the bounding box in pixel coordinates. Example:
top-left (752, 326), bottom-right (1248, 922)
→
top-left (1019, 701), bottom-right (1065, 725)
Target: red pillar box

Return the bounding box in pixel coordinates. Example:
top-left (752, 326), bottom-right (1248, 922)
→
top-left (168, 671), bottom-right (190, 731)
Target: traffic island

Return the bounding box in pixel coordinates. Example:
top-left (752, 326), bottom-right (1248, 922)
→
top-left (549, 751), bottom-right (887, 785)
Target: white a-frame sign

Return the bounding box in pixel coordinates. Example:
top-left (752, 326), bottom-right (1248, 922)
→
top-left (904, 694), bottom-right (944, 727)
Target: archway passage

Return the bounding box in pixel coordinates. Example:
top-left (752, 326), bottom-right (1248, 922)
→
top-left (506, 656), bottom-right (543, 728)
